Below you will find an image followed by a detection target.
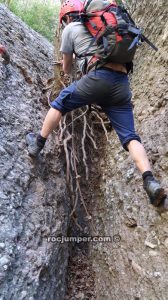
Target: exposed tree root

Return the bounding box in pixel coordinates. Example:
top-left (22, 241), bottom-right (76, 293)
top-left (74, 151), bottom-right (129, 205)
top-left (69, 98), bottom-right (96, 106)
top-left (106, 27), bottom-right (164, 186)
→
top-left (46, 85), bottom-right (110, 233)
top-left (45, 4), bottom-right (111, 231)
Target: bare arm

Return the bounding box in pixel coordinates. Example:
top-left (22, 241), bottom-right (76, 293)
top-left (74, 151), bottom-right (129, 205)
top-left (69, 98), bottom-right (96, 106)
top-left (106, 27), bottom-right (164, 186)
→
top-left (63, 53), bottom-right (73, 75)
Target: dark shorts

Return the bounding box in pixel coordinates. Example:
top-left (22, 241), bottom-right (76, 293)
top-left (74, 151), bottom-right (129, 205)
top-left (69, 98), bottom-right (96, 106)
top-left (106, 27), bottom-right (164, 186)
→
top-left (51, 68), bottom-right (141, 151)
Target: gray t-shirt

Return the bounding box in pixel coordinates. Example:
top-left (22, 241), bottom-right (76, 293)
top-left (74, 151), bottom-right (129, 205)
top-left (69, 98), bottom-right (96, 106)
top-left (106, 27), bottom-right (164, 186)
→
top-left (60, 22), bottom-right (97, 73)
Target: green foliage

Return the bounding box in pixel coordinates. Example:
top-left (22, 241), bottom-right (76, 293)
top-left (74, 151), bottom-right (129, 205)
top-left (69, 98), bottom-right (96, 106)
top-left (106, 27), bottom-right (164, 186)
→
top-left (115, 0), bottom-right (127, 5)
top-left (0, 0), bottom-right (60, 42)
top-left (0, 0), bottom-right (130, 41)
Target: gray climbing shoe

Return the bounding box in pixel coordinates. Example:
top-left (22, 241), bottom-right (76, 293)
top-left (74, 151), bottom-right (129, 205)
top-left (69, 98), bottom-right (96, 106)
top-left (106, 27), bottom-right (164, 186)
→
top-left (143, 178), bottom-right (167, 206)
top-left (26, 133), bottom-right (43, 157)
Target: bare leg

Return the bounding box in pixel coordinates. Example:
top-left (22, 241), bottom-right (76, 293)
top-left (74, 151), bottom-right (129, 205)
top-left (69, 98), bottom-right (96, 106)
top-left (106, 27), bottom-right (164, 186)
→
top-left (127, 140), bottom-right (167, 206)
top-left (26, 108), bottom-right (62, 157)
top-left (40, 108), bottom-right (62, 138)
top-left (127, 140), bottom-right (151, 174)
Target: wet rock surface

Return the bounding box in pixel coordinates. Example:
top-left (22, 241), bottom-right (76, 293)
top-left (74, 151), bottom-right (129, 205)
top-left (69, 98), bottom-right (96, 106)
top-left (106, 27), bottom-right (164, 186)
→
top-left (90, 1), bottom-right (168, 299)
top-left (0, 5), bottom-right (70, 300)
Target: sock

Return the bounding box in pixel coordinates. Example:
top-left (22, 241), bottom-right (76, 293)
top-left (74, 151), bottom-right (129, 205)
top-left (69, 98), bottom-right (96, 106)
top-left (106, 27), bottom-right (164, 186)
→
top-left (37, 134), bottom-right (47, 148)
top-left (142, 171), bottom-right (154, 181)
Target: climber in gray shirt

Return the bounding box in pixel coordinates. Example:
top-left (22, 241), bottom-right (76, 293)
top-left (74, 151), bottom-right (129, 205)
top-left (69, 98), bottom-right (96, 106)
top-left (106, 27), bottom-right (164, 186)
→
top-left (60, 21), bottom-right (97, 73)
top-left (26, 0), bottom-right (167, 208)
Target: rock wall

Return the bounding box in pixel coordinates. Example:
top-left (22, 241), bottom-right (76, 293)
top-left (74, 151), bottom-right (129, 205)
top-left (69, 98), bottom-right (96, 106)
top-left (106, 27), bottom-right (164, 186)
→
top-left (91, 1), bottom-right (168, 299)
top-left (0, 5), bottom-right (70, 300)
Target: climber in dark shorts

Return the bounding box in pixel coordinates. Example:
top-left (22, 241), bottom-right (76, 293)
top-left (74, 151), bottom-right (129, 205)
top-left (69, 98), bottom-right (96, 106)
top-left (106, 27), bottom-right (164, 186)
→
top-left (26, 0), bottom-right (167, 207)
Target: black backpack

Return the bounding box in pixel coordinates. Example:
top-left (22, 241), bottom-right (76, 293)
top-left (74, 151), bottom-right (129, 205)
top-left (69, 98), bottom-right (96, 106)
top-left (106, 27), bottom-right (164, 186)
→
top-left (78, 0), bottom-right (158, 73)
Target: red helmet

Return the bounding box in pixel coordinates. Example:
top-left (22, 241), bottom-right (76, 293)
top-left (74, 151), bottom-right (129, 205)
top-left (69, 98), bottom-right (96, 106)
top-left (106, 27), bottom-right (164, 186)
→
top-left (59, 0), bottom-right (83, 24)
